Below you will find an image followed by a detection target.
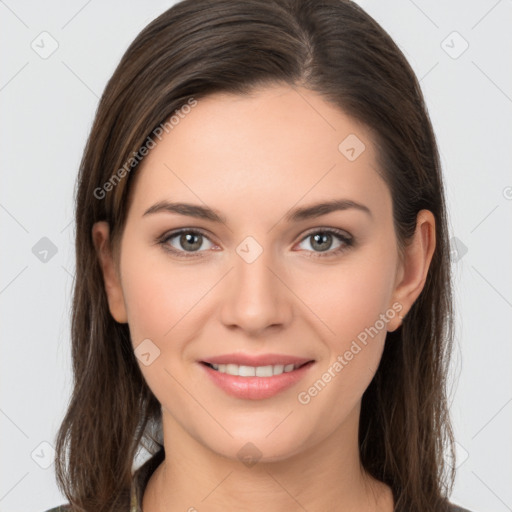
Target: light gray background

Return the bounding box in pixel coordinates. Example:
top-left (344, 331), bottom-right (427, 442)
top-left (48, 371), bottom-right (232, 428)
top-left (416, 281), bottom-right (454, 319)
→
top-left (1, 1), bottom-right (511, 511)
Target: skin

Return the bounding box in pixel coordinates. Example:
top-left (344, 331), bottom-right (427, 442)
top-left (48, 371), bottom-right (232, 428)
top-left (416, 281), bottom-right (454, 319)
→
top-left (93, 84), bottom-right (435, 512)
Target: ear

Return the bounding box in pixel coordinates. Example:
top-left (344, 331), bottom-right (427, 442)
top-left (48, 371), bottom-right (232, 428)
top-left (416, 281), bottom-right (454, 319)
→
top-left (387, 209), bottom-right (436, 332)
top-left (92, 221), bottom-right (128, 324)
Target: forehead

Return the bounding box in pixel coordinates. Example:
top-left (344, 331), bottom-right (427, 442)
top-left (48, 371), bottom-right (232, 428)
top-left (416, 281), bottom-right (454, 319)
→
top-left (128, 85), bottom-right (390, 222)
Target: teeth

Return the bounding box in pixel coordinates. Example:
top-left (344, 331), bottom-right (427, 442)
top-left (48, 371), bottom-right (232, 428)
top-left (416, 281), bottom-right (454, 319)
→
top-left (208, 363), bottom-right (301, 377)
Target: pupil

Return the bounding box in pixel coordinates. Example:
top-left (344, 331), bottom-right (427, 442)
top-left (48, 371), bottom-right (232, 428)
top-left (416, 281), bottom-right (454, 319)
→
top-left (312, 233), bottom-right (331, 252)
top-left (182, 233), bottom-right (201, 251)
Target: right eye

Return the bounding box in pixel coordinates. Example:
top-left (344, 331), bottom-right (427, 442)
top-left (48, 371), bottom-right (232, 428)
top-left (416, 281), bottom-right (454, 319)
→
top-left (158, 229), bottom-right (217, 258)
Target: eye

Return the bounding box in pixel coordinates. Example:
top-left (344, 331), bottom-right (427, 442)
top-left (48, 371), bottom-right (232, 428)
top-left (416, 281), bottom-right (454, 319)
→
top-left (296, 228), bottom-right (353, 257)
top-left (157, 227), bottom-right (354, 259)
top-left (158, 229), bottom-right (216, 258)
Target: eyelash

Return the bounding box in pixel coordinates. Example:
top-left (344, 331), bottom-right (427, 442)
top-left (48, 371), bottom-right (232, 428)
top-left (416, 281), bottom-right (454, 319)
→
top-left (157, 227), bottom-right (354, 259)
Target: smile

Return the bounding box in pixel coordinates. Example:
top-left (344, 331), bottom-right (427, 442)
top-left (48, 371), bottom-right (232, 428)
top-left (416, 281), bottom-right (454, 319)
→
top-left (199, 360), bottom-right (315, 400)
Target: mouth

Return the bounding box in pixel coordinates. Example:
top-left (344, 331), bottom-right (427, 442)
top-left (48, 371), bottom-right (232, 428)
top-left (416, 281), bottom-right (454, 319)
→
top-left (200, 360), bottom-right (313, 377)
top-left (198, 357), bottom-right (316, 400)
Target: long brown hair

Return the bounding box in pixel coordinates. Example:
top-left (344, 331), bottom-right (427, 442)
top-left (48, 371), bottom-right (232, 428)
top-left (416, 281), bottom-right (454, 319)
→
top-left (55, 1), bottom-right (456, 510)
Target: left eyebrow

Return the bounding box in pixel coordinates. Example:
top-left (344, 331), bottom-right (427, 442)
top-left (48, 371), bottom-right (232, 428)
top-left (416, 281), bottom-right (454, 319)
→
top-left (284, 199), bottom-right (372, 222)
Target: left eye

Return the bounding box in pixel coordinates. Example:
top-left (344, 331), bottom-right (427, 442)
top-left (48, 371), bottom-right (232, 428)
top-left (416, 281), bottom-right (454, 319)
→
top-left (296, 229), bottom-right (353, 256)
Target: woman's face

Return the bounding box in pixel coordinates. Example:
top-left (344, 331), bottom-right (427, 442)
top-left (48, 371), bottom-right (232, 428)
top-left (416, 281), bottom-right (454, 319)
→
top-left (94, 84), bottom-right (430, 462)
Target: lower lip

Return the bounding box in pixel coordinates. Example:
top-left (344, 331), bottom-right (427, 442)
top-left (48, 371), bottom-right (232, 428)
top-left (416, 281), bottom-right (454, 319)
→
top-left (199, 361), bottom-right (315, 400)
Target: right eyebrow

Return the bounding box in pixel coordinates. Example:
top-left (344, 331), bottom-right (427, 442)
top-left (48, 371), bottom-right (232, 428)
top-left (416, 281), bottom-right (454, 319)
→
top-left (142, 201), bottom-right (227, 223)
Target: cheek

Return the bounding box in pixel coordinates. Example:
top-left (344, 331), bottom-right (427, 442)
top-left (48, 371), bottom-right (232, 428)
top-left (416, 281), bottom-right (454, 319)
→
top-left (302, 250), bottom-right (397, 346)
top-left (120, 239), bottom-right (206, 344)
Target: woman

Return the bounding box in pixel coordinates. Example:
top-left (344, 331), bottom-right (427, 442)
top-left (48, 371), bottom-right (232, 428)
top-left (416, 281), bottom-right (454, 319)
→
top-left (45, 0), bottom-right (475, 511)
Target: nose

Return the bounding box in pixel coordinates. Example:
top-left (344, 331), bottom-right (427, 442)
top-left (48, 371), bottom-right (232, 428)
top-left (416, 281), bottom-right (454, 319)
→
top-left (220, 243), bottom-right (293, 336)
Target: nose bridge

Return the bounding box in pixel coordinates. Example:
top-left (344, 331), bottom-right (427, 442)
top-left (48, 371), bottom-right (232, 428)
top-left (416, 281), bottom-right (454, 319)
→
top-left (220, 234), bottom-right (292, 334)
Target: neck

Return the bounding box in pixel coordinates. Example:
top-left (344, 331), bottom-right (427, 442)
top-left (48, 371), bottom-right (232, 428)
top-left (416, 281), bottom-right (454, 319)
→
top-left (143, 403), bottom-right (393, 512)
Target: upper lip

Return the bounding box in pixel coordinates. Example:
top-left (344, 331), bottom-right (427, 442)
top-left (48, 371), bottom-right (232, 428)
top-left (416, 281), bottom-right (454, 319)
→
top-left (201, 353), bottom-right (315, 367)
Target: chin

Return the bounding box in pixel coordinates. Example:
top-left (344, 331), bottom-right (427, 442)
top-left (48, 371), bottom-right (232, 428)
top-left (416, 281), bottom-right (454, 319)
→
top-left (196, 421), bottom-right (313, 465)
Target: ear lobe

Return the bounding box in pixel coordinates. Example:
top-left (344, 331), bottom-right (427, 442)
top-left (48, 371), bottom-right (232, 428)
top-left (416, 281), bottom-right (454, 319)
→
top-left (92, 221), bottom-right (128, 324)
top-left (387, 210), bottom-right (436, 332)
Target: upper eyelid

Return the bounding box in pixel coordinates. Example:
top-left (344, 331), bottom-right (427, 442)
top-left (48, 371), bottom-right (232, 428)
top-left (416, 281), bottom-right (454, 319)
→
top-left (302, 226), bottom-right (352, 238)
top-left (161, 227), bottom-right (217, 244)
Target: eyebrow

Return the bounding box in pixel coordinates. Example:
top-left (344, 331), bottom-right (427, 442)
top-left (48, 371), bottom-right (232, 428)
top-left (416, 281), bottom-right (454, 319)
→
top-left (142, 198), bottom-right (372, 223)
